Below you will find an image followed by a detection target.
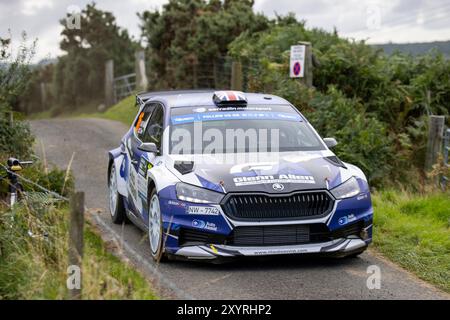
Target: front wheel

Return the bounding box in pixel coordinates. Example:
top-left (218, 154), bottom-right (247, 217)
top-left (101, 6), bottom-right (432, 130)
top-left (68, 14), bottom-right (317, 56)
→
top-left (148, 189), bottom-right (166, 262)
top-left (109, 164), bottom-right (127, 224)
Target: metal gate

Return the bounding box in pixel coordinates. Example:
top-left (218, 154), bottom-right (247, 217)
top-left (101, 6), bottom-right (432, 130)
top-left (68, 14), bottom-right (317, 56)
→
top-left (113, 73), bottom-right (136, 103)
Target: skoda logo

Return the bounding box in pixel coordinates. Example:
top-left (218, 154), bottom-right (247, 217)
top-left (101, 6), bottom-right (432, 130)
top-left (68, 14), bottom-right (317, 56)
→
top-left (272, 183), bottom-right (285, 192)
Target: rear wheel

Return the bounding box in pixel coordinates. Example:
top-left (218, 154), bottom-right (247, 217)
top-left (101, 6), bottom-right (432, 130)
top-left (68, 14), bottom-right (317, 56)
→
top-left (109, 164), bottom-right (127, 224)
top-left (148, 189), bottom-right (166, 262)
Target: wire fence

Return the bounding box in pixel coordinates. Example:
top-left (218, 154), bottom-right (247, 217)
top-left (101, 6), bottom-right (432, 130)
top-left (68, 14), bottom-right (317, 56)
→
top-left (0, 161), bottom-right (190, 299)
top-left (154, 54), bottom-right (290, 92)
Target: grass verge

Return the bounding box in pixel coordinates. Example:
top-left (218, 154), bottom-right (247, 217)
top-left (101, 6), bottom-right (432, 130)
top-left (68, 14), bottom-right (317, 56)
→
top-left (28, 96), bottom-right (137, 127)
top-left (84, 95), bottom-right (136, 126)
top-left (372, 190), bottom-right (450, 293)
top-left (0, 200), bottom-right (157, 299)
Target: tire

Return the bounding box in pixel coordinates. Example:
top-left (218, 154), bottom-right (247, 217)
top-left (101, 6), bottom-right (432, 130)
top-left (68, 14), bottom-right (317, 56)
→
top-left (148, 189), bottom-right (166, 262)
top-left (108, 164), bottom-right (127, 224)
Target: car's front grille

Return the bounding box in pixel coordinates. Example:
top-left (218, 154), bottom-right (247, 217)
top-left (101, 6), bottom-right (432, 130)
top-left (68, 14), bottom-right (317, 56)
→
top-left (178, 220), bottom-right (369, 247)
top-left (178, 228), bottom-right (227, 247)
top-left (232, 224), bottom-right (311, 246)
top-left (221, 191), bottom-right (334, 221)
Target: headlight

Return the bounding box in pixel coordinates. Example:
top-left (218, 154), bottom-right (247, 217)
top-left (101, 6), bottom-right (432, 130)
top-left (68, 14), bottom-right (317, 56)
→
top-left (331, 177), bottom-right (361, 199)
top-left (176, 183), bottom-right (224, 204)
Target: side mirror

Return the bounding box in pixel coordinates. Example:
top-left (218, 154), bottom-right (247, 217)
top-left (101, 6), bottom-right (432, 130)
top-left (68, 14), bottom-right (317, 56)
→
top-left (323, 138), bottom-right (338, 149)
top-left (138, 142), bottom-right (159, 154)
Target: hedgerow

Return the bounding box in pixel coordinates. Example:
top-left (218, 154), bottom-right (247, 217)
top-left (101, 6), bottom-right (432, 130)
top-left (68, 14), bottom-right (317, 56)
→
top-left (229, 19), bottom-right (450, 188)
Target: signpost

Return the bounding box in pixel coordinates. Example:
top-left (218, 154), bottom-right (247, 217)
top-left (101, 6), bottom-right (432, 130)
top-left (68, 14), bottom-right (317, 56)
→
top-left (290, 42), bottom-right (313, 87)
top-left (290, 45), bottom-right (306, 78)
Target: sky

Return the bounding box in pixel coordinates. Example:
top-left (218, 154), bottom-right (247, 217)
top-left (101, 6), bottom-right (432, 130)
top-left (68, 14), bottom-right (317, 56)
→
top-left (1, 0), bottom-right (450, 62)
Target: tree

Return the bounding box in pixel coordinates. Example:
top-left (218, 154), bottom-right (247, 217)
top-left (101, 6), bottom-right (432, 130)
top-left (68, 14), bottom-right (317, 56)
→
top-left (53, 3), bottom-right (138, 110)
top-left (139, 0), bottom-right (269, 89)
top-left (0, 33), bottom-right (35, 158)
top-left (0, 32), bottom-right (35, 112)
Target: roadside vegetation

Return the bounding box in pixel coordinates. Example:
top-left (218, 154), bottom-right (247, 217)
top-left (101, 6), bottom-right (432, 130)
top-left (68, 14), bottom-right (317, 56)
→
top-left (0, 30), bottom-right (156, 300)
top-left (82, 95), bottom-right (136, 125)
top-left (22, 2), bottom-right (450, 190)
top-left (0, 201), bottom-right (157, 299)
top-left (11, 0), bottom-right (450, 294)
top-left (372, 191), bottom-right (450, 293)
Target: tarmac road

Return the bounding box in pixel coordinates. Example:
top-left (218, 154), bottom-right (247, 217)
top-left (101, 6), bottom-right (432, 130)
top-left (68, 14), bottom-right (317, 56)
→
top-left (30, 118), bottom-right (449, 300)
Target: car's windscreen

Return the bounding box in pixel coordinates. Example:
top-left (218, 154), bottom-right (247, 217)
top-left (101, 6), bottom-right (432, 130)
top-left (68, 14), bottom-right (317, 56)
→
top-left (169, 105), bottom-right (325, 154)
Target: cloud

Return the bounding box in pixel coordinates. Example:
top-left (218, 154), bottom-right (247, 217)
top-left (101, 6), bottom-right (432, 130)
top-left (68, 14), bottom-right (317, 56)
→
top-left (0, 0), bottom-right (449, 62)
top-left (21, 0), bottom-right (54, 16)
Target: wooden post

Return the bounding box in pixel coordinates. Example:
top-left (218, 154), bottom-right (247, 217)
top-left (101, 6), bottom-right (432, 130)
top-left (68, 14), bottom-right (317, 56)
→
top-left (298, 41), bottom-right (313, 88)
top-left (425, 115), bottom-right (445, 171)
top-left (68, 191), bottom-right (84, 300)
top-left (105, 60), bottom-right (115, 107)
top-left (8, 111), bottom-right (13, 126)
top-left (40, 82), bottom-right (47, 109)
top-left (231, 61), bottom-right (243, 91)
top-left (135, 50), bottom-right (148, 92)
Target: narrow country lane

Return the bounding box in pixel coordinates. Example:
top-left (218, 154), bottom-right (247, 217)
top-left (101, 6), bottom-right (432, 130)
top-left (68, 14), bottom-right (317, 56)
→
top-left (30, 118), bottom-right (449, 300)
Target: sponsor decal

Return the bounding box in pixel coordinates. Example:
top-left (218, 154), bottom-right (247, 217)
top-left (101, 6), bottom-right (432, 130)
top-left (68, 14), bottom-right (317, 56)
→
top-left (357, 193), bottom-right (368, 201)
top-left (233, 174), bottom-right (315, 187)
top-left (138, 159), bottom-right (153, 178)
top-left (193, 107), bottom-right (207, 113)
top-left (204, 222), bottom-right (218, 231)
top-left (252, 248), bottom-right (311, 255)
top-left (187, 206), bottom-right (220, 216)
top-left (128, 169), bottom-right (137, 199)
top-left (171, 112), bottom-right (302, 125)
top-left (338, 214), bottom-right (357, 226)
top-left (192, 219), bottom-right (218, 232)
top-left (272, 183), bottom-right (285, 192)
top-left (119, 156), bottom-right (128, 178)
top-left (168, 200), bottom-right (186, 207)
top-left (192, 219), bottom-right (206, 228)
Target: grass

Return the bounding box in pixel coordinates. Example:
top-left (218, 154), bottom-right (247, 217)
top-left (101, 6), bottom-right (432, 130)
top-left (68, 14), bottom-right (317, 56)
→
top-left (28, 96), bottom-right (137, 127)
top-left (0, 200), bottom-right (157, 300)
top-left (372, 190), bottom-right (450, 293)
top-left (84, 95), bottom-right (136, 126)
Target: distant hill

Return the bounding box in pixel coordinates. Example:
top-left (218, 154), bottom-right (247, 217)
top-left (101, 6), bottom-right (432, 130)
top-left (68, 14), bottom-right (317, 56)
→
top-left (373, 40), bottom-right (450, 57)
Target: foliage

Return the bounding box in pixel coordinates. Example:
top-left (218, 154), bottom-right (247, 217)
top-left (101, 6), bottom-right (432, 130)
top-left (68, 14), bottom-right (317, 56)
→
top-left (0, 35), bottom-right (73, 200)
top-left (139, 0), bottom-right (269, 89)
top-left (229, 19), bottom-right (450, 188)
top-left (51, 3), bottom-right (138, 112)
top-left (86, 95), bottom-right (136, 126)
top-left (0, 118), bottom-right (34, 159)
top-left (372, 190), bottom-right (450, 293)
top-left (0, 33), bottom-right (35, 159)
top-left (0, 201), bottom-right (157, 299)
top-left (0, 32), bottom-right (35, 111)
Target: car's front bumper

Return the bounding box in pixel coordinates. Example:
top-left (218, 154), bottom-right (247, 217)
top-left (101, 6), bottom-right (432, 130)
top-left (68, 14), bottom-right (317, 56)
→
top-left (173, 237), bottom-right (369, 260)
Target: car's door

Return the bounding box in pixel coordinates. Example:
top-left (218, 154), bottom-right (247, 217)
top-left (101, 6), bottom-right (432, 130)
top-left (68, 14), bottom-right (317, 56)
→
top-left (126, 103), bottom-right (156, 217)
top-left (129, 103), bottom-right (165, 222)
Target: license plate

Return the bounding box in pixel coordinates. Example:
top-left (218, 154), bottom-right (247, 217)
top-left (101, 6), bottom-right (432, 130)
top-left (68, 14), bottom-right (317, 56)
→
top-left (187, 206), bottom-right (220, 216)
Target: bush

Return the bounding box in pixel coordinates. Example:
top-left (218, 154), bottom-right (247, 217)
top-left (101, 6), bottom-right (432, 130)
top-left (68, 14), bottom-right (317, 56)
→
top-left (0, 116), bottom-right (35, 159)
top-left (229, 19), bottom-right (450, 188)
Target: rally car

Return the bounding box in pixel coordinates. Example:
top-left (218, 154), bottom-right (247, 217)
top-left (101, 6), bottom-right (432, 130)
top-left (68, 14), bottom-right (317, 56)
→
top-left (107, 90), bottom-right (373, 262)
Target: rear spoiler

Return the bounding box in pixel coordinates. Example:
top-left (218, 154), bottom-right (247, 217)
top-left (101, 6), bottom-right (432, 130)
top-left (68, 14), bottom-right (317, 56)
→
top-left (135, 89), bottom-right (217, 106)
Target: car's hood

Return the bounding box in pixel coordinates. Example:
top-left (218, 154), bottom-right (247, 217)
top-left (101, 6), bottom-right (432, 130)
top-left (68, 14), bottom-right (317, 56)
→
top-left (166, 151), bottom-right (353, 194)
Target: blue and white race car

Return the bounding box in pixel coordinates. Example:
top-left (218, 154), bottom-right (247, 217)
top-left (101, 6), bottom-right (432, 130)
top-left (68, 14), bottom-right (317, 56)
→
top-left (107, 90), bottom-right (373, 262)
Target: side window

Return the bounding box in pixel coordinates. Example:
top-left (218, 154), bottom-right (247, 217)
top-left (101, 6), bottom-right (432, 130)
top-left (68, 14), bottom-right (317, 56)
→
top-left (135, 104), bottom-right (155, 140)
top-left (142, 105), bottom-right (164, 149)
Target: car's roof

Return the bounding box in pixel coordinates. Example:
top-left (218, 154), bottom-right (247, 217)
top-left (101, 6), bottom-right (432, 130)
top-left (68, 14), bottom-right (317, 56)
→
top-left (136, 90), bottom-right (290, 108)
